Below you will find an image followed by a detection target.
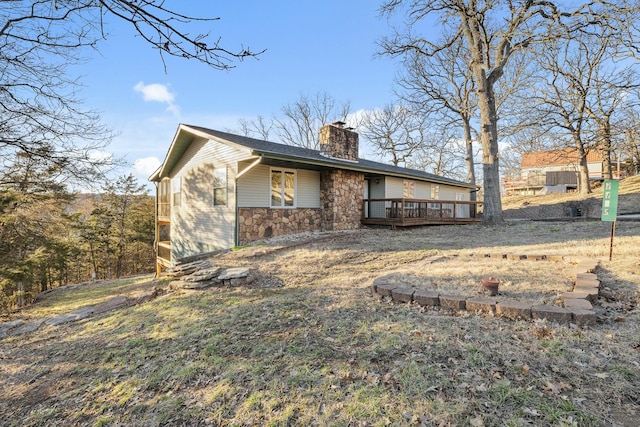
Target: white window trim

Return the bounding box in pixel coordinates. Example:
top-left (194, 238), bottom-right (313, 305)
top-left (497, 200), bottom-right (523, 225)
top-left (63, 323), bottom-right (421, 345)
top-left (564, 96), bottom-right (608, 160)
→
top-left (403, 180), bottom-right (415, 198)
top-left (429, 184), bottom-right (440, 208)
top-left (430, 184), bottom-right (440, 200)
top-left (213, 166), bottom-right (228, 207)
top-left (270, 167), bottom-right (297, 208)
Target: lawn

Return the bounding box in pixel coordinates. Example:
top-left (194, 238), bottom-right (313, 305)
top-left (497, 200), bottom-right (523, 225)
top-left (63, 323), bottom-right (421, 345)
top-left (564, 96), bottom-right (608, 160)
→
top-left (1, 220), bottom-right (638, 426)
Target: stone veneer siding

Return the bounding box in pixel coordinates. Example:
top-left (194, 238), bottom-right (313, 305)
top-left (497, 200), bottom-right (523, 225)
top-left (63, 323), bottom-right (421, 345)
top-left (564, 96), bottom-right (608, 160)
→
top-left (238, 208), bottom-right (322, 244)
top-left (320, 169), bottom-right (364, 231)
top-left (319, 124), bottom-right (359, 161)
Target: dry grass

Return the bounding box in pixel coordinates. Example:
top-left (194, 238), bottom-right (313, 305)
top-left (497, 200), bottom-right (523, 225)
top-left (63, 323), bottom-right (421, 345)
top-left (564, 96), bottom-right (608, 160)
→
top-left (381, 256), bottom-right (574, 303)
top-left (1, 221), bottom-right (639, 426)
top-left (14, 274), bottom-right (156, 321)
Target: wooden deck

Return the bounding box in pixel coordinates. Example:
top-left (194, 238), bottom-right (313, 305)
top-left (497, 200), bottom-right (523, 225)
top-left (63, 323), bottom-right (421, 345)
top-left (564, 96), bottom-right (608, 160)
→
top-left (362, 198), bottom-right (482, 228)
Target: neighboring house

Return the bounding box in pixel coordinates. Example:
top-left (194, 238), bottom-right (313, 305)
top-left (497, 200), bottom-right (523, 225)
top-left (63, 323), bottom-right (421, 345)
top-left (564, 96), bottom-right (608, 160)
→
top-left (504, 148), bottom-right (605, 195)
top-left (150, 122), bottom-right (479, 273)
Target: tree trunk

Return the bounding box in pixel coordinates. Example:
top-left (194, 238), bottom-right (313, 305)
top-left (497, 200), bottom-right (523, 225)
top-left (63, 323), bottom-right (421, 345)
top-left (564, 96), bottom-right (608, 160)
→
top-left (578, 157), bottom-right (591, 194)
top-left (462, 121), bottom-right (478, 218)
top-left (462, 116), bottom-right (477, 191)
top-left (474, 70), bottom-right (503, 223)
top-left (600, 120), bottom-right (613, 180)
top-left (89, 241), bottom-right (98, 280)
top-left (16, 282), bottom-right (23, 308)
top-left (105, 247), bottom-right (111, 280)
top-left (575, 138), bottom-right (592, 195)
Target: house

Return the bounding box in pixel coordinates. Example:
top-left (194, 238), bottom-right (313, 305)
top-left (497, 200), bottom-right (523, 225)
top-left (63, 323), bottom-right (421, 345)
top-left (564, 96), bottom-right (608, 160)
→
top-left (150, 122), bottom-right (480, 273)
top-left (503, 148), bottom-right (605, 195)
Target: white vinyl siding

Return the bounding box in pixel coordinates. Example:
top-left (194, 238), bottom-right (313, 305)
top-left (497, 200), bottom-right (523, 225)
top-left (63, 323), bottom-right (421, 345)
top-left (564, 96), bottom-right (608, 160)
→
top-left (414, 181), bottom-right (430, 199)
top-left (296, 169), bottom-right (320, 208)
top-left (170, 137), bottom-right (250, 259)
top-left (384, 177), bottom-right (469, 202)
top-left (385, 177), bottom-right (404, 198)
top-left (237, 162), bottom-right (270, 207)
top-left (438, 185), bottom-right (462, 201)
top-left (237, 164), bottom-right (320, 208)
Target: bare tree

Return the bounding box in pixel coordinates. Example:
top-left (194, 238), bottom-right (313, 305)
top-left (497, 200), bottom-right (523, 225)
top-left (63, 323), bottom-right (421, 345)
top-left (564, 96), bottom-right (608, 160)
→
top-left (620, 108), bottom-right (640, 175)
top-left (238, 115), bottom-right (274, 140)
top-left (379, 0), bottom-right (636, 222)
top-left (584, 63), bottom-right (639, 180)
top-left (395, 37), bottom-right (477, 185)
top-left (1, 1), bottom-right (263, 184)
top-left (274, 92), bottom-right (350, 149)
top-left (356, 104), bottom-right (425, 166)
top-left (499, 127), bottom-right (558, 181)
top-left (406, 127), bottom-right (469, 181)
top-left (515, 23), bottom-right (640, 193)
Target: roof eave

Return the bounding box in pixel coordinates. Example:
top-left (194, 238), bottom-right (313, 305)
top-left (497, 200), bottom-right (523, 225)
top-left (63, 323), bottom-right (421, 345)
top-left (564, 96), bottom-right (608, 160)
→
top-left (255, 151), bottom-right (477, 189)
top-left (149, 124), bottom-right (253, 182)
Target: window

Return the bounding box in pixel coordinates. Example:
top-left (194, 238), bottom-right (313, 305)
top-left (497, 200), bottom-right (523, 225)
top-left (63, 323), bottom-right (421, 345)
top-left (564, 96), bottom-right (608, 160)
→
top-left (158, 178), bottom-right (171, 217)
top-left (271, 168), bottom-right (296, 207)
top-left (429, 184), bottom-right (440, 209)
top-left (172, 177), bottom-right (182, 207)
top-left (403, 180), bottom-right (415, 198)
top-left (213, 167), bottom-right (227, 206)
top-left (430, 184), bottom-right (440, 200)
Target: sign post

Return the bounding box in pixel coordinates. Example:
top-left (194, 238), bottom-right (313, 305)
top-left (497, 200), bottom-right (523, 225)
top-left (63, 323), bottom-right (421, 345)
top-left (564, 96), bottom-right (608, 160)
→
top-left (601, 180), bottom-right (619, 261)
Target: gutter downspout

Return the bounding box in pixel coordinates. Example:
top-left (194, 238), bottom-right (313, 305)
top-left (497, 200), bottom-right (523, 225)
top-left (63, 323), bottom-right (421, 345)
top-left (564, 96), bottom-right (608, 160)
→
top-left (234, 156), bottom-right (263, 247)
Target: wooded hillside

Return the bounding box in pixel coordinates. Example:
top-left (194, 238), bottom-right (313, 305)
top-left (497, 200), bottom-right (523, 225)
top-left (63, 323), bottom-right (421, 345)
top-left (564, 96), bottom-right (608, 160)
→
top-left (0, 174), bottom-right (155, 315)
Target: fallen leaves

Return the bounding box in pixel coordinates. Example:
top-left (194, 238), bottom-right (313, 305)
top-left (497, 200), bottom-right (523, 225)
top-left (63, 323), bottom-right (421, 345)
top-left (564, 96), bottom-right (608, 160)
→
top-left (544, 380), bottom-right (572, 395)
top-left (533, 325), bottom-right (555, 339)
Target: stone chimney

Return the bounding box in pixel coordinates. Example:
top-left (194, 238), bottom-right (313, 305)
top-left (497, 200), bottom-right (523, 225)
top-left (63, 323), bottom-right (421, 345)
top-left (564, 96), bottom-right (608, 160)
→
top-left (319, 121), bottom-right (359, 162)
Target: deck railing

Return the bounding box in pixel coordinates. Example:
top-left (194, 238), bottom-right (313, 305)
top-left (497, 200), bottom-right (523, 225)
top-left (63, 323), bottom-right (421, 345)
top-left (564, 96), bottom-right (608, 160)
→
top-left (362, 198), bottom-right (482, 227)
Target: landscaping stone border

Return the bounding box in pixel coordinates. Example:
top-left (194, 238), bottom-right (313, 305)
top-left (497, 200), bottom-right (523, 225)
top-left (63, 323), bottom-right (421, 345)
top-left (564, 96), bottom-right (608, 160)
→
top-left (372, 253), bottom-right (600, 326)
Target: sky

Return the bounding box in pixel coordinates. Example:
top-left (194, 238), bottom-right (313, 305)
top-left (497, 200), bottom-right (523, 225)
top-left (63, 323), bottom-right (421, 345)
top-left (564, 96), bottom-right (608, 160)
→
top-left (75, 1), bottom-right (418, 189)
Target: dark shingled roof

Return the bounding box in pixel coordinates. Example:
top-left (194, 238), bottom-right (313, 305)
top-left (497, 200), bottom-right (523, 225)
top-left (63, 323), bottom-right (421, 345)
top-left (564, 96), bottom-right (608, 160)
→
top-left (184, 125), bottom-right (475, 188)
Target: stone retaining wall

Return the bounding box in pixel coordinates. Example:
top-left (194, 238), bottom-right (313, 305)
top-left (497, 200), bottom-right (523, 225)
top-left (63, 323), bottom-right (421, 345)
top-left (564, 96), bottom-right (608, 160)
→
top-left (238, 207), bottom-right (322, 244)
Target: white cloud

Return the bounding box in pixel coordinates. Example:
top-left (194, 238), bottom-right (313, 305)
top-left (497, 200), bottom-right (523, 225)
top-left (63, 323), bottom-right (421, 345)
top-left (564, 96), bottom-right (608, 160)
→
top-left (133, 156), bottom-right (162, 177)
top-left (133, 81), bottom-right (180, 115)
top-left (88, 150), bottom-right (114, 163)
top-left (133, 81), bottom-right (174, 103)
